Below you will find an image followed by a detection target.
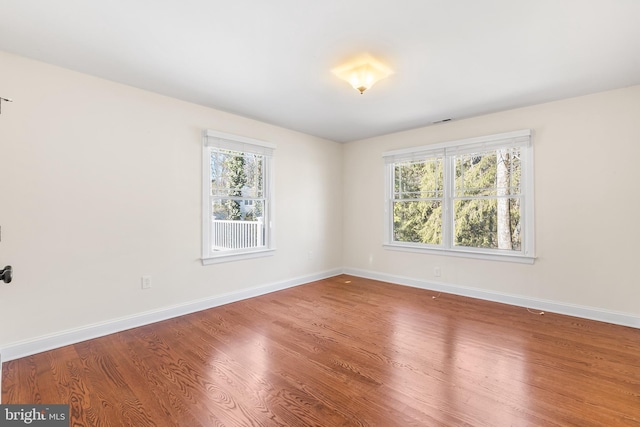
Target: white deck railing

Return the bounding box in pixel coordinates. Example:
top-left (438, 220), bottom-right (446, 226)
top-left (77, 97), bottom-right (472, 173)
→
top-left (211, 218), bottom-right (263, 250)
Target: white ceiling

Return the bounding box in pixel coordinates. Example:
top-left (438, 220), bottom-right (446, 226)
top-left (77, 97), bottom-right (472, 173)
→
top-left (1, 0), bottom-right (639, 142)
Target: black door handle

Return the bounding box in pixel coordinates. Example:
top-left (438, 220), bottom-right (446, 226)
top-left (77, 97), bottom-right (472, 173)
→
top-left (1, 265), bottom-right (12, 283)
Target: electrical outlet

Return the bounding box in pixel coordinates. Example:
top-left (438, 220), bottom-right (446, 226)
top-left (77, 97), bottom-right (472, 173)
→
top-left (141, 275), bottom-right (152, 289)
top-left (434, 267), bottom-right (441, 278)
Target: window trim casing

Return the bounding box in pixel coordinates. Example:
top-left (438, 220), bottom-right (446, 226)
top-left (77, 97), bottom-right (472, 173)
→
top-left (201, 130), bottom-right (276, 265)
top-left (383, 129), bottom-right (535, 264)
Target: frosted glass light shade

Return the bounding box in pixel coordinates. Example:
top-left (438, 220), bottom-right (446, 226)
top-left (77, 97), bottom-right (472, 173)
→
top-left (332, 54), bottom-right (393, 94)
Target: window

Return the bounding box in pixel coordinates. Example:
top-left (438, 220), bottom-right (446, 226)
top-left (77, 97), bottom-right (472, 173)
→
top-left (384, 130), bottom-right (534, 263)
top-left (202, 130), bottom-right (275, 264)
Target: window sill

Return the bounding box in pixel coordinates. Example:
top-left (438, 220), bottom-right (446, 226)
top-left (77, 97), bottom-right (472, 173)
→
top-left (202, 248), bottom-right (276, 265)
top-left (383, 243), bottom-right (535, 264)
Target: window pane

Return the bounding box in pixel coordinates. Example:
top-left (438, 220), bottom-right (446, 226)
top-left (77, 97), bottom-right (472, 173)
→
top-left (211, 199), bottom-right (265, 251)
top-left (453, 198), bottom-right (521, 250)
top-left (455, 148), bottom-right (521, 197)
top-left (394, 159), bottom-right (443, 199)
top-left (393, 200), bottom-right (442, 245)
top-left (212, 199), bottom-right (264, 221)
top-left (210, 149), bottom-right (264, 198)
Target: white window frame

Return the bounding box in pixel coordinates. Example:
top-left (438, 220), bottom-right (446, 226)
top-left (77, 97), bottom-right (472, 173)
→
top-left (202, 130), bottom-right (276, 265)
top-left (383, 129), bottom-right (535, 264)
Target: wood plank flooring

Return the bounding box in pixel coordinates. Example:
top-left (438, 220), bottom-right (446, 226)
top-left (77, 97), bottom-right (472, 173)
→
top-left (3, 275), bottom-right (640, 426)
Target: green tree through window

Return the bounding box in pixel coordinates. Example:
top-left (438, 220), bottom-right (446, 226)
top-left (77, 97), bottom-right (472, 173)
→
top-left (384, 130), bottom-right (534, 262)
top-left (202, 129), bottom-right (275, 263)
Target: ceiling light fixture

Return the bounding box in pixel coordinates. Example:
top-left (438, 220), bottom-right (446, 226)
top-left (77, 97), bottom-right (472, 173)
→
top-left (332, 54), bottom-right (393, 94)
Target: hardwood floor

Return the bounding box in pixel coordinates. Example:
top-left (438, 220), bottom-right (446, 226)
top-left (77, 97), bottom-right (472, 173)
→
top-left (3, 274), bottom-right (640, 426)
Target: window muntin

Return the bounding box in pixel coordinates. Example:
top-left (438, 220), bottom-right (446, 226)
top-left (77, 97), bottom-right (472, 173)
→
top-left (384, 130), bottom-right (534, 262)
top-left (202, 130), bottom-right (275, 264)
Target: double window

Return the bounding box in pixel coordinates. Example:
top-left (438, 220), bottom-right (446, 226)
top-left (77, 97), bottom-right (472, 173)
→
top-left (384, 130), bottom-right (534, 263)
top-left (202, 130), bottom-right (275, 264)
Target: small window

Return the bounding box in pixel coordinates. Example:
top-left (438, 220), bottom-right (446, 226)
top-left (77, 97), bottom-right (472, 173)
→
top-left (384, 130), bottom-right (534, 263)
top-left (202, 130), bottom-right (275, 264)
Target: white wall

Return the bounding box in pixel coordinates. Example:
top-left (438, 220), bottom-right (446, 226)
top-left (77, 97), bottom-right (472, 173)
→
top-left (2, 49), bottom-right (639, 356)
top-left (0, 51), bottom-right (343, 349)
top-left (343, 85), bottom-right (640, 318)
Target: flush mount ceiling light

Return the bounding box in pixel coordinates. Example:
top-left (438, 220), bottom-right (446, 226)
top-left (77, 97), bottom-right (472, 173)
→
top-left (331, 54), bottom-right (393, 94)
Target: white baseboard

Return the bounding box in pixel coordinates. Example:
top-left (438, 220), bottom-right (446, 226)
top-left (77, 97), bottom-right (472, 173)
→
top-left (3, 267), bottom-right (638, 365)
top-left (0, 268), bottom-right (342, 362)
top-left (344, 267), bottom-right (640, 329)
